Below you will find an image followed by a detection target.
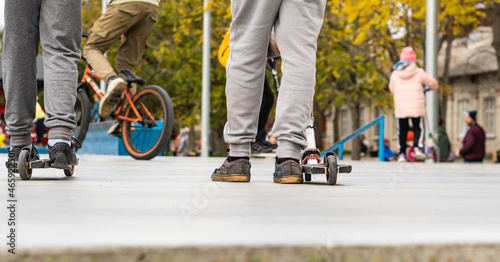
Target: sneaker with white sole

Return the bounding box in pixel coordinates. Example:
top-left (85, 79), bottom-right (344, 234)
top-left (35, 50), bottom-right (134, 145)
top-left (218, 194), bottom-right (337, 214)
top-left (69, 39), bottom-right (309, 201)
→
top-left (413, 147), bottom-right (426, 160)
top-left (397, 153), bottom-right (406, 162)
top-left (99, 76), bottom-right (127, 117)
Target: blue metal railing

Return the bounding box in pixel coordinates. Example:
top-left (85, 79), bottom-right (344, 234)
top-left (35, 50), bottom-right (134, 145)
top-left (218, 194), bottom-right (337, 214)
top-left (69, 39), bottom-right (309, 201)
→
top-left (320, 115), bottom-right (385, 161)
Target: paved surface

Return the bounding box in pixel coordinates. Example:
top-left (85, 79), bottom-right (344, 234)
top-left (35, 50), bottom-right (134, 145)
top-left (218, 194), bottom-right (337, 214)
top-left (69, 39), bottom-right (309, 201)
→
top-left (0, 154), bottom-right (499, 259)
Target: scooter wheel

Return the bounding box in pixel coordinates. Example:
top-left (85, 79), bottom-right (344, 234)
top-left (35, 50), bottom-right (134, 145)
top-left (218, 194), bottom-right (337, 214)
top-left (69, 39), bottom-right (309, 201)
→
top-left (305, 173), bottom-right (311, 182)
top-left (64, 166), bottom-right (74, 177)
top-left (19, 150), bottom-right (32, 180)
top-left (326, 155), bottom-right (338, 185)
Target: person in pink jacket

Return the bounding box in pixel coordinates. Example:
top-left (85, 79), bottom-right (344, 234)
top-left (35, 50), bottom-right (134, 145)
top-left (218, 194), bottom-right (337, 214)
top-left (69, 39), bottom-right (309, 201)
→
top-left (389, 47), bottom-right (439, 162)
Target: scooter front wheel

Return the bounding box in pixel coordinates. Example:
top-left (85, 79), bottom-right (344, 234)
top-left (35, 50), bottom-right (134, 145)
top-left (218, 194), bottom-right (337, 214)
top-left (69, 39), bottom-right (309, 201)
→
top-left (18, 150), bottom-right (32, 180)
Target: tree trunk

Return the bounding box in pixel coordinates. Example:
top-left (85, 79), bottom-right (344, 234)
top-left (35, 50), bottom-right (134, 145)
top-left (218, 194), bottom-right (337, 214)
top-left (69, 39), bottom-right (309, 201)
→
top-left (188, 127), bottom-right (197, 154)
top-left (333, 106), bottom-right (341, 143)
top-left (210, 124), bottom-right (227, 156)
top-left (492, 3), bottom-right (500, 81)
top-left (313, 102), bottom-right (324, 151)
top-left (350, 103), bottom-right (361, 160)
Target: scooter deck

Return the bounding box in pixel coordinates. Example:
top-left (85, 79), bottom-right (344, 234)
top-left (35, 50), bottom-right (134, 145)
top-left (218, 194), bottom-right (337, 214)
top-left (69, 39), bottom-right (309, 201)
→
top-left (302, 164), bottom-right (326, 174)
top-left (29, 159), bottom-right (51, 169)
top-left (302, 163), bottom-right (352, 175)
top-left (28, 159), bottom-right (79, 169)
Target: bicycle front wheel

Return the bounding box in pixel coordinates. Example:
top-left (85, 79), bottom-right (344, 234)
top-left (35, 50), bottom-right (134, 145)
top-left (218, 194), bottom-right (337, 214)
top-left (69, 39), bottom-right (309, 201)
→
top-left (122, 85), bottom-right (174, 160)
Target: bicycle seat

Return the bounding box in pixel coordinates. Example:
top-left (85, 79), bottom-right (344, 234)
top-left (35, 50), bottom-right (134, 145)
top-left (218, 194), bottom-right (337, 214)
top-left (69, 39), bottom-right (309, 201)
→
top-left (121, 69), bottom-right (145, 86)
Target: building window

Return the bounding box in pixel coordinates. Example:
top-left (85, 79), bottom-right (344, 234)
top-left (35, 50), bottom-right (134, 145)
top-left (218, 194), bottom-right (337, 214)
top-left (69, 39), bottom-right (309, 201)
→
top-left (484, 97), bottom-right (496, 137)
top-left (342, 109), bottom-right (349, 137)
top-left (457, 99), bottom-right (469, 137)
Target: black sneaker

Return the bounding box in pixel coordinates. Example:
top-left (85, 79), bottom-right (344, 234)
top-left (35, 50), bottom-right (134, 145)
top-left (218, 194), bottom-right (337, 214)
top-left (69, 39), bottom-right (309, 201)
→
top-left (5, 146), bottom-right (40, 173)
top-left (273, 159), bottom-right (303, 184)
top-left (211, 158), bottom-right (251, 182)
top-left (263, 140), bottom-right (278, 150)
top-left (48, 142), bottom-right (79, 169)
top-left (251, 140), bottom-right (273, 153)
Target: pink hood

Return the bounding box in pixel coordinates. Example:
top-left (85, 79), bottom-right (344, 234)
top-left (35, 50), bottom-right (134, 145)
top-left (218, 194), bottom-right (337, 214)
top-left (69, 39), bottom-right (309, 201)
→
top-left (389, 63), bottom-right (438, 118)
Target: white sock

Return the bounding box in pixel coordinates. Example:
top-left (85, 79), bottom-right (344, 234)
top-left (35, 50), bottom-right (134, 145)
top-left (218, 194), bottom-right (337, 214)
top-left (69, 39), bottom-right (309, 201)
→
top-left (48, 139), bottom-right (71, 147)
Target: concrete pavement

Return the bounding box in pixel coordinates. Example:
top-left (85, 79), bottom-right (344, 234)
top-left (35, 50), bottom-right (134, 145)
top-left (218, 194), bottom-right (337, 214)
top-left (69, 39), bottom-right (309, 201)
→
top-left (0, 154), bottom-right (499, 261)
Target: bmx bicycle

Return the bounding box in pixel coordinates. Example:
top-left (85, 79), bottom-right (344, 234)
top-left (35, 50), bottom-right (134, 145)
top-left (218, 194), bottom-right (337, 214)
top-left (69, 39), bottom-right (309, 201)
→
top-left (267, 56), bottom-right (352, 185)
top-left (73, 56), bottom-right (174, 160)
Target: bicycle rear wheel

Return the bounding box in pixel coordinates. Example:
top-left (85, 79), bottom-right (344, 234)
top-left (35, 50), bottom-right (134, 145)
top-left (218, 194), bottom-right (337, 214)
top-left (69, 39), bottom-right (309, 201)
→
top-left (73, 87), bottom-right (91, 146)
top-left (122, 85), bottom-right (174, 160)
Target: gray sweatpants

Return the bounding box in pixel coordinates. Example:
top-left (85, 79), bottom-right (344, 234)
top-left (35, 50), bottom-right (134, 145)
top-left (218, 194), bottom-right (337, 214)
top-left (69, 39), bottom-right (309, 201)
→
top-left (3, 0), bottom-right (81, 147)
top-left (224, 0), bottom-right (326, 159)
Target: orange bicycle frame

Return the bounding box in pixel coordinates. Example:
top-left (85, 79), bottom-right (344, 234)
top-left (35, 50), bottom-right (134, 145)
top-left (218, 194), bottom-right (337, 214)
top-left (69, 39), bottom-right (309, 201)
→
top-left (81, 65), bottom-right (157, 126)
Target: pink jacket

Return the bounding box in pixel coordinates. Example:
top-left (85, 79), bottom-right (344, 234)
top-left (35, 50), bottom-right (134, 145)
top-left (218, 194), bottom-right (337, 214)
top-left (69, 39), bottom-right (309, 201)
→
top-left (389, 63), bottom-right (438, 118)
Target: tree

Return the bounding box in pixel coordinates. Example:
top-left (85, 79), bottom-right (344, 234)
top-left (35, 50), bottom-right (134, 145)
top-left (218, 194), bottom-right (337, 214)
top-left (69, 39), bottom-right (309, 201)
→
top-left (81, 1), bottom-right (232, 155)
top-left (143, 1), bottom-right (232, 155)
top-left (491, 2), bottom-right (500, 81)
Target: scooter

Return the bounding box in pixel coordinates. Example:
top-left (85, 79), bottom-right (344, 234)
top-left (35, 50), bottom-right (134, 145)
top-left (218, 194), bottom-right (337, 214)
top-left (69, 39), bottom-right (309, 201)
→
top-left (267, 56), bottom-right (352, 185)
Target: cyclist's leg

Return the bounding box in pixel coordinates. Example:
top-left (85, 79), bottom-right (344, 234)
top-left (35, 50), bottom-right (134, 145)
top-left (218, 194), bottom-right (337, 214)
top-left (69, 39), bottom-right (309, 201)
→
top-left (256, 78), bottom-right (274, 143)
top-left (272, 0), bottom-right (327, 160)
top-left (2, 0), bottom-right (41, 147)
top-left (115, 3), bottom-right (159, 81)
top-left (39, 0), bottom-right (81, 142)
top-left (224, 0), bottom-right (281, 157)
top-left (83, 3), bottom-right (142, 82)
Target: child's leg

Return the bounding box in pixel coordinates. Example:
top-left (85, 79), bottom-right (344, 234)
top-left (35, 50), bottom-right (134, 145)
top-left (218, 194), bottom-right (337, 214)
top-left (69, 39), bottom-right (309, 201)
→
top-left (39, 0), bottom-right (82, 142)
top-left (2, 0), bottom-right (42, 147)
top-left (115, 3), bottom-right (159, 80)
top-left (411, 117), bottom-right (422, 149)
top-left (272, 0), bottom-right (327, 160)
top-left (83, 4), bottom-right (143, 82)
top-left (398, 118), bottom-right (410, 155)
top-left (224, 0), bottom-right (281, 157)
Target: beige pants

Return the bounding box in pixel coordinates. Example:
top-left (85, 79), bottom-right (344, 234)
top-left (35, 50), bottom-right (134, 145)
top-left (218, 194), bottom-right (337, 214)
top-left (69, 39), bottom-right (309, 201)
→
top-left (83, 2), bottom-right (158, 82)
